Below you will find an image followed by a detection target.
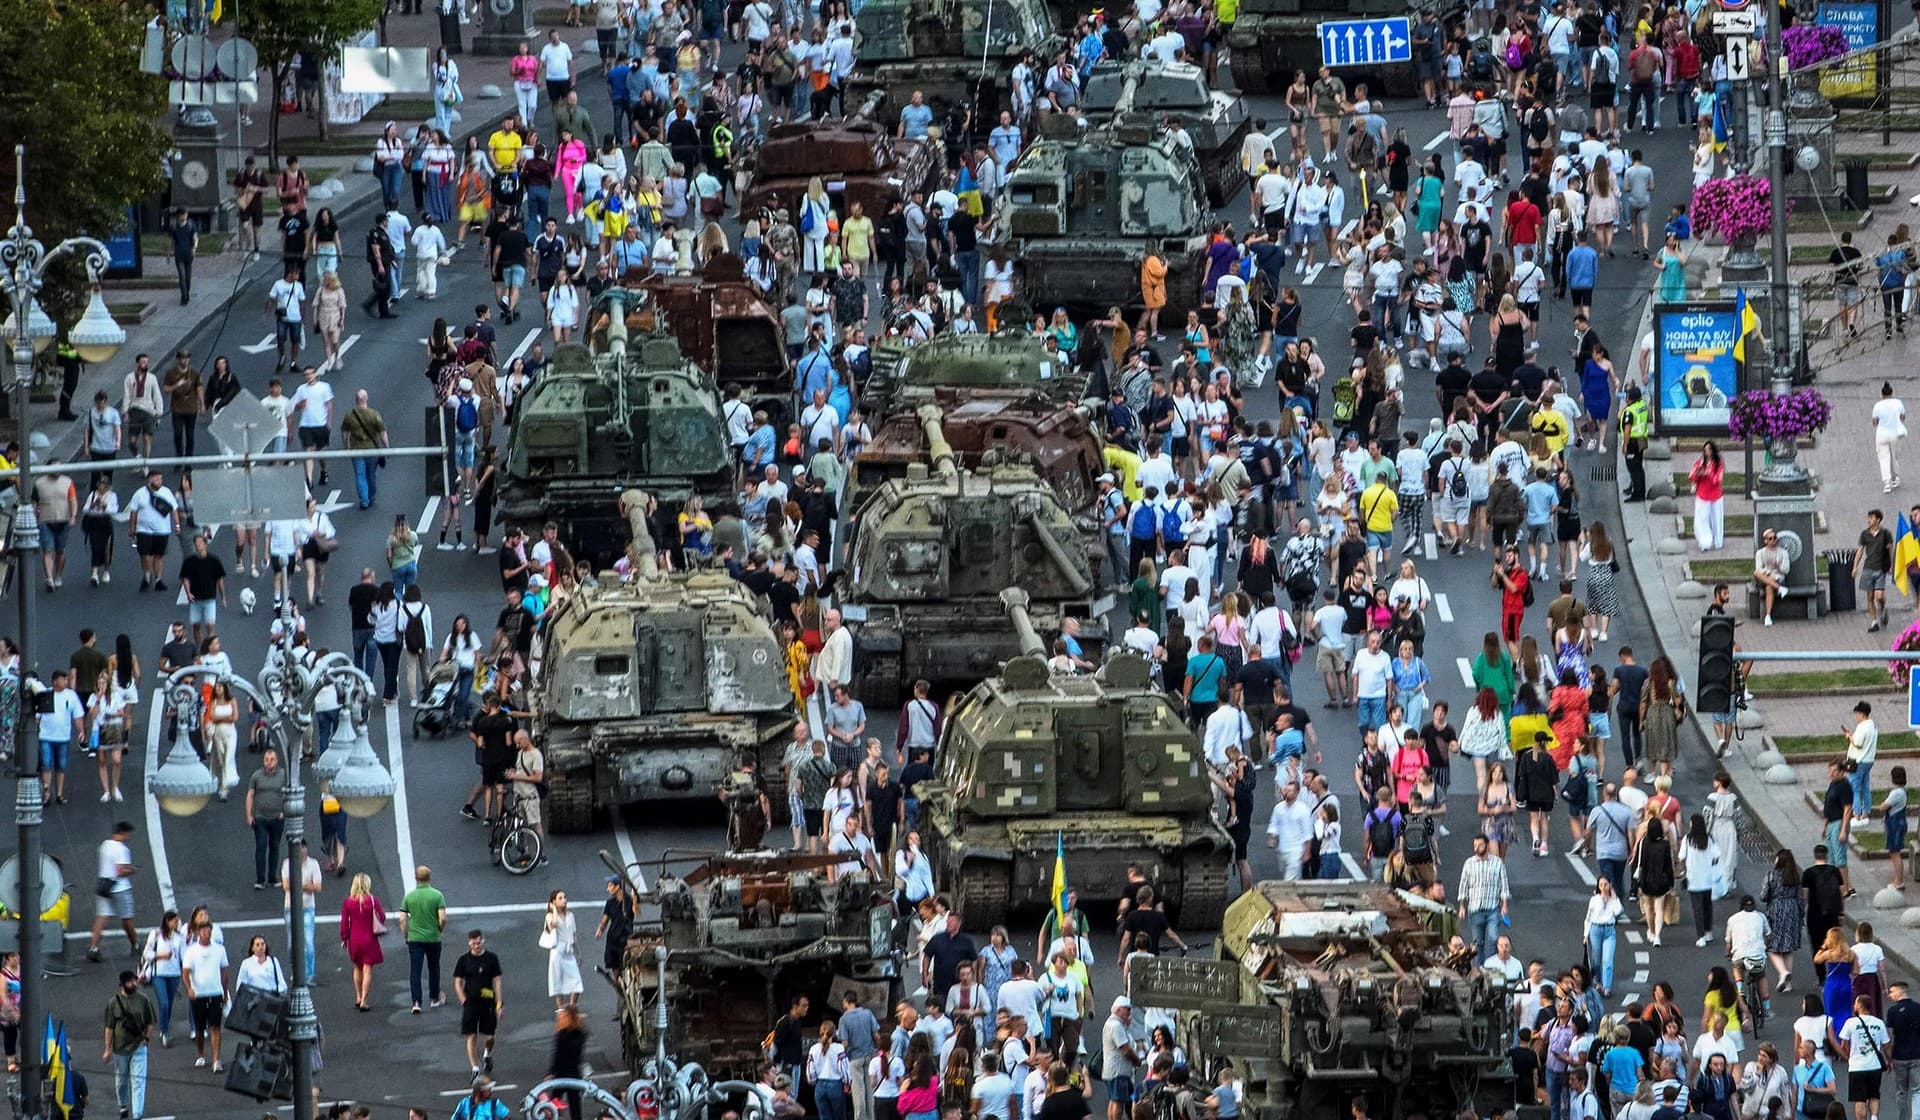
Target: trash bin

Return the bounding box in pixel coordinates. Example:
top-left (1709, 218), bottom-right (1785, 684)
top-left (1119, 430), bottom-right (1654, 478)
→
top-left (1824, 548), bottom-right (1858, 613)
top-left (1843, 158), bottom-right (1871, 212)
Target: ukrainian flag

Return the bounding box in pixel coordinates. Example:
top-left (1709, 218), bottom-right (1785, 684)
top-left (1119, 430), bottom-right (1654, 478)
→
top-left (1050, 833), bottom-right (1068, 931)
top-left (1896, 513), bottom-right (1920, 598)
top-left (1712, 95), bottom-right (1729, 154)
top-left (1733, 288), bottom-right (1761, 364)
top-left (205, 0), bottom-right (223, 24)
top-left (44, 1018), bottom-right (70, 1120)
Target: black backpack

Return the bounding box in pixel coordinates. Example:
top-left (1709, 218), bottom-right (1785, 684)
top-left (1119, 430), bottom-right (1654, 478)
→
top-left (1448, 458), bottom-right (1469, 499)
top-left (1403, 815), bottom-right (1434, 864)
top-left (1366, 807), bottom-right (1401, 857)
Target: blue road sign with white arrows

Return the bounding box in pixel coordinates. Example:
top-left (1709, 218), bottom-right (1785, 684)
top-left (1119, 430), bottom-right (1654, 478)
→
top-left (1318, 17), bottom-right (1414, 67)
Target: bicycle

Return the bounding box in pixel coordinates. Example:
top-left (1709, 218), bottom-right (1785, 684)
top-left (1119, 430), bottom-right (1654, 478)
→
top-left (489, 791), bottom-right (543, 875)
top-left (1732, 952), bottom-right (1769, 1031)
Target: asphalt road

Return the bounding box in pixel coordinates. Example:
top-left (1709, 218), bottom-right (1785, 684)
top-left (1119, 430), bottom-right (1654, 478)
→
top-left (3, 50), bottom-right (1813, 1120)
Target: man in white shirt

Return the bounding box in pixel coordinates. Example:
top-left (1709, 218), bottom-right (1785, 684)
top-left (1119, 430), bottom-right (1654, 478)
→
top-left (1135, 444), bottom-right (1177, 498)
top-left (1202, 685), bottom-right (1252, 769)
top-left (265, 265), bottom-right (308, 374)
top-left (1723, 896), bottom-right (1771, 977)
top-left (799, 389), bottom-right (841, 455)
top-left (973, 1052), bottom-right (1018, 1120)
top-left (827, 815), bottom-right (877, 880)
top-left (181, 920), bottom-right (230, 1071)
top-left (1158, 548), bottom-right (1196, 614)
top-left (1255, 161), bottom-right (1293, 236)
top-left (1481, 934), bottom-right (1527, 985)
top-left (126, 468), bottom-right (182, 591)
top-left (1838, 997), bottom-right (1889, 1112)
top-left (538, 30), bottom-right (574, 104)
top-left (1265, 780), bottom-right (1314, 880)
top-left (1247, 599), bottom-right (1291, 669)
top-left (1311, 590), bottom-right (1352, 705)
top-left (289, 365), bottom-right (335, 486)
top-left (36, 668), bottom-right (84, 807)
top-left (995, 961), bottom-right (1046, 1037)
top-left (410, 220), bottom-right (447, 300)
top-left (1291, 168), bottom-right (1330, 271)
top-left (1690, 1012), bottom-right (1742, 1080)
top-left (1847, 702), bottom-right (1880, 827)
top-left (1349, 630), bottom-right (1393, 732)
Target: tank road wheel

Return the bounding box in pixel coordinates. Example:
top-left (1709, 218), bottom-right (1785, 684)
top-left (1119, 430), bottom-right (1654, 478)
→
top-left (1178, 846), bottom-right (1230, 928)
top-left (954, 858), bottom-right (1010, 929)
top-left (546, 767), bottom-right (598, 833)
top-left (1228, 44), bottom-right (1280, 94)
top-left (856, 653), bottom-right (902, 708)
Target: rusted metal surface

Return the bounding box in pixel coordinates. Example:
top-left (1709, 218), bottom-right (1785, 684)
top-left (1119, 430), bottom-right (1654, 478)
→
top-left (853, 394), bottom-right (1104, 514)
top-left (739, 121), bottom-right (941, 221)
top-left (638, 253), bottom-right (790, 407)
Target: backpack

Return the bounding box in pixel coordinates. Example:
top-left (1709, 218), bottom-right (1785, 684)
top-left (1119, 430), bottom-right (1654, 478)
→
top-left (1331, 377), bottom-right (1358, 423)
top-left (1130, 503), bottom-right (1159, 540)
top-left (403, 603), bottom-right (427, 655)
top-left (1471, 46), bottom-right (1496, 81)
top-left (799, 199), bottom-right (817, 234)
top-left (1150, 1084), bottom-right (1182, 1120)
top-left (1366, 807), bottom-right (1401, 857)
top-left (1522, 577), bottom-right (1536, 608)
top-left (456, 395), bottom-right (479, 432)
top-left (1448, 458), bottom-right (1469, 499)
top-left (1505, 37), bottom-right (1527, 70)
top-left (1403, 815), bottom-right (1434, 864)
top-left (1527, 108), bottom-right (1552, 144)
top-left (1593, 49), bottom-right (1614, 83)
top-left (1160, 501), bottom-right (1188, 545)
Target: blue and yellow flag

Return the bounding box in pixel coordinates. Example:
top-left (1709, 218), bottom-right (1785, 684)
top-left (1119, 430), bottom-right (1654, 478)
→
top-left (205, 0), bottom-right (223, 24)
top-left (1711, 95), bottom-right (1729, 154)
top-left (1896, 513), bottom-right (1920, 597)
top-left (43, 1018), bottom-right (69, 1120)
top-left (1050, 833), bottom-right (1069, 930)
top-left (1733, 288), bottom-right (1761, 364)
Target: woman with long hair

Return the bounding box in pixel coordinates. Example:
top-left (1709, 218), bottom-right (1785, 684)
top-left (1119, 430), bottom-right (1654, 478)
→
top-left (1854, 922), bottom-right (1887, 1017)
top-left (1762, 849), bottom-right (1804, 990)
top-left (1460, 686), bottom-right (1509, 795)
top-left (203, 679), bottom-right (242, 800)
top-left (87, 670), bottom-right (128, 803)
top-left (312, 271), bottom-right (349, 372)
top-left (1690, 440), bottom-right (1727, 551)
top-left (1585, 877), bottom-right (1625, 997)
top-left (1640, 657), bottom-right (1685, 776)
top-left (1703, 964), bottom-right (1747, 1050)
top-left (1817, 927), bottom-right (1858, 1032)
top-left (339, 873), bottom-right (386, 1011)
top-left (1314, 801), bottom-right (1344, 878)
top-left (808, 1020), bottom-right (851, 1120)
top-left (1582, 523), bottom-right (1620, 642)
top-left (544, 889), bottom-right (583, 1010)
top-left (1480, 760), bottom-right (1515, 857)
top-left (1633, 815), bottom-right (1677, 945)
top-left (138, 911), bottom-right (184, 1049)
top-left (1684, 813), bottom-right (1724, 946)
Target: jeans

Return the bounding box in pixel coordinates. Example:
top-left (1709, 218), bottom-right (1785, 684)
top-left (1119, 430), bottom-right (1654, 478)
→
top-left (391, 561), bottom-right (418, 599)
top-left (253, 816), bottom-right (285, 885)
top-left (1675, 79), bottom-right (1698, 126)
top-left (453, 666), bottom-right (476, 722)
top-left (526, 185), bottom-right (550, 229)
top-left (816, 1078), bottom-right (849, 1120)
top-left (174, 255), bottom-right (193, 302)
top-left (1372, 295), bottom-right (1401, 339)
top-left (1891, 1057), bottom-right (1920, 1120)
top-left (1627, 82), bottom-right (1658, 129)
top-left (1616, 706), bottom-right (1643, 768)
top-left (408, 940), bottom-right (444, 1005)
top-left (1691, 888), bottom-right (1714, 938)
top-left (314, 708), bottom-right (340, 754)
top-left (434, 101), bottom-right (453, 136)
top-left (1586, 921), bottom-right (1616, 991)
top-left (1598, 856), bottom-right (1628, 902)
top-left (955, 249), bottom-right (980, 308)
top-left (514, 82), bottom-right (539, 123)
top-left (353, 627), bottom-right (378, 680)
top-left (152, 974), bottom-right (180, 1036)
top-left (1356, 695), bottom-right (1386, 732)
top-left (113, 1046), bottom-right (148, 1119)
top-left (378, 162), bottom-right (403, 210)
top-left (1466, 907), bottom-right (1501, 959)
top-left (353, 456), bottom-right (379, 507)
top-left (287, 906), bottom-right (316, 982)
top-left (171, 411), bottom-right (197, 458)
top-left (1547, 1067), bottom-right (1569, 1120)
top-left (1852, 760), bottom-right (1874, 818)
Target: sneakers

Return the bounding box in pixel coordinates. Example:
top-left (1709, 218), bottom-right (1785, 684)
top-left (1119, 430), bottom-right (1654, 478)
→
top-left (1695, 934), bottom-right (1713, 947)
top-left (194, 1057), bottom-right (207, 1069)
top-left (412, 1003), bottom-right (422, 1015)
top-left (483, 1047), bottom-right (494, 1075)
top-left (1764, 614), bottom-right (1774, 626)
top-left (437, 541), bottom-right (456, 551)
top-left (461, 804), bottom-right (480, 820)
top-left (212, 1061), bottom-right (225, 1073)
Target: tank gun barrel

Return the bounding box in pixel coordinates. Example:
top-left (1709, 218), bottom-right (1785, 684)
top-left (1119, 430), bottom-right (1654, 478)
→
top-left (1023, 508), bottom-right (1094, 596)
top-left (620, 488), bottom-right (660, 579)
top-left (998, 588), bottom-right (1048, 658)
top-left (1113, 68), bottom-right (1141, 115)
top-left (851, 89), bottom-right (889, 125)
top-left (914, 404), bottom-right (959, 481)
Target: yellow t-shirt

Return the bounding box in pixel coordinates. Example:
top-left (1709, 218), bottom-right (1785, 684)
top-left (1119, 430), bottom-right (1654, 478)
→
top-left (1703, 987), bottom-right (1744, 1034)
top-left (841, 215), bottom-right (874, 263)
top-left (1360, 483), bottom-right (1399, 532)
top-left (1531, 407), bottom-right (1572, 455)
top-left (1103, 445), bottom-right (1143, 503)
top-left (487, 129), bottom-right (523, 173)
top-left (1217, 0), bottom-right (1241, 21)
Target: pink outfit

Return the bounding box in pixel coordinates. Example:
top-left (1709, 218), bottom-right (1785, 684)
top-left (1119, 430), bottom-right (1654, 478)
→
top-left (340, 894), bottom-right (387, 967)
top-left (509, 55), bottom-right (538, 84)
top-left (557, 138), bottom-right (588, 219)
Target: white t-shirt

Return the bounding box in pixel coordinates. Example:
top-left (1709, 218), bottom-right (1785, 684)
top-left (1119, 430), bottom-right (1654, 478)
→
top-left (1042, 968), bottom-right (1085, 1022)
top-left (539, 40), bottom-right (573, 80)
top-left (1850, 719), bottom-right (1880, 766)
top-left (269, 279), bottom-right (307, 323)
top-left (996, 977), bottom-right (1045, 1033)
top-left (292, 381), bottom-right (334, 429)
top-left (1841, 1015), bottom-right (1890, 1072)
top-left (1352, 648), bottom-right (1392, 698)
top-left (973, 1072), bottom-right (1017, 1120)
top-left (98, 837), bottom-right (132, 884)
top-left (127, 485), bottom-right (177, 536)
top-left (410, 223), bottom-right (447, 261)
top-left (236, 953), bottom-right (288, 993)
top-left (1312, 604), bottom-right (1350, 654)
top-left (1855, 941), bottom-right (1886, 976)
top-left (39, 688), bottom-right (84, 742)
top-left (1690, 1030), bottom-right (1741, 1071)
top-left (1135, 455), bottom-right (1177, 498)
top-left (1724, 909), bottom-right (1769, 960)
top-left (181, 939), bottom-right (229, 995)
top-left (1873, 397), bottom-right (1906, 440)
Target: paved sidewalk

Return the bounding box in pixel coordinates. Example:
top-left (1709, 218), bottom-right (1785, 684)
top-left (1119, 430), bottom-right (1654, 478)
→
top-left (1623, 142), bottom-right (1920, 972)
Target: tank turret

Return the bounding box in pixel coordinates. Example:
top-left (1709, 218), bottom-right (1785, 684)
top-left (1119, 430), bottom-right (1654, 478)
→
top-left (1127, 882), bottom-right (1515, 1120)
top-left (915, 643), bottom-right (1231, 928)
top-left (1079, 60), bottom-right (1252, 207)
top-left (847, 0), bottom-right (1061, 121)
top-left (529, 572), bottom-right (797, 832)
top-left (739, 112), bottom-right (941, 223)
top-left (1229, 0), bottom-right (1463, 95)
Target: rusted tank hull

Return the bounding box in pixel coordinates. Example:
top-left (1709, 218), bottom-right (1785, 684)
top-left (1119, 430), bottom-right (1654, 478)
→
top-left (740, 126), bottom-right (940, 224)
top-left (639, 255), bottom-right (791, 418)
top-left (849, 398), bottom-right (1105, 518)
top-left (843, 598), bottom-right (1109, 706)
top-left (540, 712), bottom-right (793, 831)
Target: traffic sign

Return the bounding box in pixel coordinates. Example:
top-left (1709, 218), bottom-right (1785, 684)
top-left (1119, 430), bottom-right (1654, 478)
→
top-left (1712, 9), bottom-right (1757, 32)
top-left (208, 389), bottom-right (283, 455)
top-left (1726, 35), bottom-right (1751, 79)
top-left (1318, 17), bottom-right (1413, 68)
top-left (1908, 669), bottom-right (1920, 729)
top-left (1716, 0), bottom-right (1754, 10)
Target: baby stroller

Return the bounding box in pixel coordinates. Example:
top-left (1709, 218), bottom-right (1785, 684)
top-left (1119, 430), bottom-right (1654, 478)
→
top-left (411, 660), bottom-right (460, 740)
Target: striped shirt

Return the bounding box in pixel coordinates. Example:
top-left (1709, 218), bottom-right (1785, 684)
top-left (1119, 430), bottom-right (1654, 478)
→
top-left (1458, 854), bottom-right (1511, 912)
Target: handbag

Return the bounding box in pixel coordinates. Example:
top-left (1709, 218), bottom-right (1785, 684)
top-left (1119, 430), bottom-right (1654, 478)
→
top-left (1661, 892), bottom-right (1680, 925)
top-left (95, 877), bottom-right (116, 899)
top-left (369, 904), bottom-right (388, 936)
top-left (538, 926), bottom-right (557, 951)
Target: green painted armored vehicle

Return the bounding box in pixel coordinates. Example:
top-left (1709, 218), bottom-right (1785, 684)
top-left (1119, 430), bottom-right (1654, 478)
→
top-left (1000, 114), bottom-right (1210, 316)
top-left (531, 517), bottom-right (797, 831)
top-left (848, 0), bottom-right (1059, 120)
top-left (1129, 881), bottom-right (1514, 1120)
top-left (1228, 0), bottom-right (1462, 97)
top-left (1080, 60), bottom-right (1252, 207)
top-left (840, 410), bottom-right (1108, 707)
top-left (915, 589), bottom-right (1231, 930)
top-left (499, 293), bottom-right (733, 569)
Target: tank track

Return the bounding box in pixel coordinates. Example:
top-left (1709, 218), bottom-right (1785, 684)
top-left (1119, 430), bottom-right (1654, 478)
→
top-left (1178, 847), bottom-right (1230, 929)
top-left (855, 653), bottom-right (902, 709)
top-left (1229, 49), bottom-right (1278, 94)
top-left (954, 858), bottom-right (1011, 928)
top-left (547, 767), bottom-right (598, 834)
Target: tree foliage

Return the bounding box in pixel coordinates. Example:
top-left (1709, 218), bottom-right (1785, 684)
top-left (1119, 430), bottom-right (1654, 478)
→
top-left (238, 0), bottom-right (385, 152)
top-left (0, 0), bottom-right (170, 319)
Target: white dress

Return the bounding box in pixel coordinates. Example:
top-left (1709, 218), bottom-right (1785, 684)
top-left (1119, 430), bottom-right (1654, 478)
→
top-left (545, 910), bottom-right (583, 997)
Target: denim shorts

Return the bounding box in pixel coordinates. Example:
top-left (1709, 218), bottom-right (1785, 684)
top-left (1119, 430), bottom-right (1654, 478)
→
top-left (37, 521), bottom-right (69, 552)
top-left (189, 599), bottom-right (217, 626)
top-left (1366, 529), bottom-right (1392, 550)
top-left (501, 264), bottom-right (527, 289)
top-left (454, 429), bottom-right (478, 469)
top-left (1889, 813), bottom-right (1908, 854)
top-left (39, 739), bottom-right (68, 773)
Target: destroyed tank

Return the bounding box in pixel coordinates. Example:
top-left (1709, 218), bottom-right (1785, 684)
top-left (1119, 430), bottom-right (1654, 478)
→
top-left (500, 295), bottom-right (733, 568)
top-left (1229, 0), bottom-right (1461, 96)
top-left (614, 851), bottom-right (901, 1079)
top-left (860, 331), bottom-right (1088, 415)
top-left (531, 515), bottom-right (797, 832)
top-left (1127, 882), bottom-right (1514, 1120)
top-left (1080, 61), bottom-right (1252, 208)
top-left (740, 92), bottom-right (942, 223)
top-left (639, 253), bottom-right (791, 422)
top-left (841, 409), bottom-right (1109, 706)
top-left (1000, 114), bottom-right (1210, 317)
top-left (915, 589), bottom-right (1231, 929)
top-left (848, 0), bottom-right (1059, 122)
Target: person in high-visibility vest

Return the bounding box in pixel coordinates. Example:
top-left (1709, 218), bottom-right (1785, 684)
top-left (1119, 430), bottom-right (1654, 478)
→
top-left (1618, 385), bottom-right (1651, 501)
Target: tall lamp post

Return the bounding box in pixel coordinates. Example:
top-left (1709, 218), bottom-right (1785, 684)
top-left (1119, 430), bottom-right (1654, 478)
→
top-left (0, 143), bottom-right (127, 1120)
top-left (149, 618), bottom-right (392, 1120)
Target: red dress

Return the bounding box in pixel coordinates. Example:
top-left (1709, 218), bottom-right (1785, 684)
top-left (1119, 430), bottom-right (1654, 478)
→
top-left (340, 894), bottom-right (386, 967)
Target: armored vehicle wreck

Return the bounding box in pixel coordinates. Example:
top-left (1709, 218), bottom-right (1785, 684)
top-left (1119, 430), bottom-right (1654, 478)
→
top-left (841, 411), bottom-right (1107, 705)
top-left (740, 94), bottom-right (942, 223)
top-left (847, 0), bottom-right (1059, 121)
top-left (859, 332), bottom-right (1088, 416)
top-left (1080, 61), bottom-right (1251, 208)
top-left (613, 851), bottom-right (901, 1078)
top-left (850, 396), bottom-right (1106, 522)
top-left (500, 298), bottom-right (733, 568)
top-left (912, 589), bottom-right (1229, 929)
top-left (531, 512), bottom-right (797, 832)
top-left (1228, 0), bottom-right (1459, 96)
top-left (638, 253), bottom-right (790, 421)
top-left (1000, 115), bottom-right (1210, 316)
top-left (1128, 881), bottom-right (1513, 1120)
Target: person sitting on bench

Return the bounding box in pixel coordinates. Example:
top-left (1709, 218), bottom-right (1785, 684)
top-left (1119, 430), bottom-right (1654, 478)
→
top-left (1753, 529), bottom-right (1789, 627)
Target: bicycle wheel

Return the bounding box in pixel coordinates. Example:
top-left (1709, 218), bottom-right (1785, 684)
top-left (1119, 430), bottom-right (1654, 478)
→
top-left (499, 825), bottom-right (542, 875)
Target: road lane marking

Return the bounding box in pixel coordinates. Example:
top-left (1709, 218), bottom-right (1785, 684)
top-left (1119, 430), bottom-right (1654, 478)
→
top-left (1634, 952), bottom-right (1650, 964)
top-left (142, 687), bottom-right (178, 914)
top-left (1424, 131), bottom-right (1450, 151)
top-left (240, 334), bottom-right (277, 355)
top-left (61, 900), bottom-right (558, 940)
top-left (1626, 930), bottom-right (1644, 944)
top-left (506, 325), bottom-right (542, 366)
top-left (1435, 593), bottom-right (1453, 623)
top-left (1564, 851), bottom-right (1596, 886)
top-left (321, 333), bottom-right (362, 373)
top-left (1423, 532), bottom-right (1437, 560)
top-left (386, 701), bottom-right (415, 891)
top-left (1340, 853), bottom-right (1365, 879)
top-left (1621, 992), bottom-right (1642, 1006)
top-left (1633, 969), bottom-right (1650, 983)
top-left (1304, 262), bottom-right (1328, 285)
top-left (1456, 657), bottom-right (1473, 688)
top-left (419, 495), bottom-right (440, 535)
